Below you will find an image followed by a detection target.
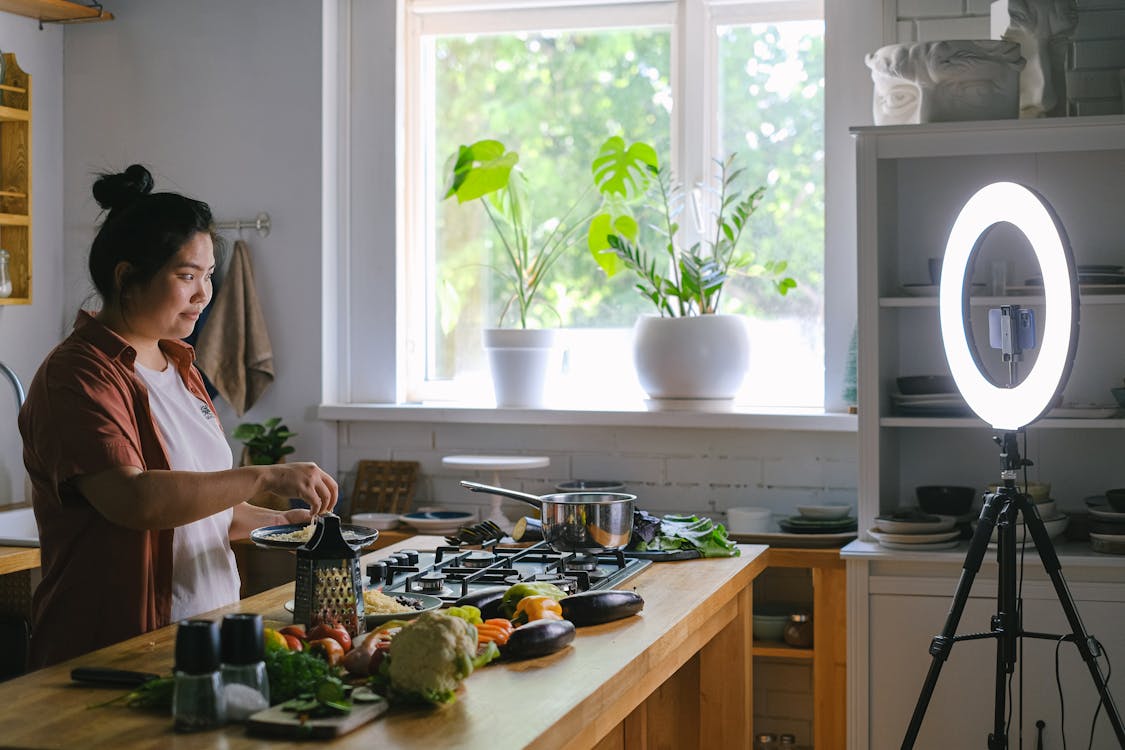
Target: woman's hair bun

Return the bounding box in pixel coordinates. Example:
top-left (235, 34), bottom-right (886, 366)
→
top-left (92, 164), bottom-right (155, 212)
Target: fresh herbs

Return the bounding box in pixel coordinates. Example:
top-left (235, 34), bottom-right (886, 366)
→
top-left (88, 676), bottom-right (176, 711)
top-left (265, 645), bottom-right (337, 704)
top-left (629, 510), bottom-right (740, 558)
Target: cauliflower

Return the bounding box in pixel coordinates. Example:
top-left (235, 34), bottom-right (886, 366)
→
top-left (383, 611), bottom-right (495, 705)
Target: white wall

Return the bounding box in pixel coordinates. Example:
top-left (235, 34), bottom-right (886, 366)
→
top-left (62, 0), bottom-right (330, 466)
top-left (0, 14), bottom-right (64, 505)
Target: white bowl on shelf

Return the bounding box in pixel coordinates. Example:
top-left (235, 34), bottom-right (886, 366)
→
top-left (726, 507), bottom-right (772, 534)
top-left (797, 504), bottom-right (852, 520)
top-left (398, 509), bottom-right (477, 534)
top-left (350, 512), bottom-right (401, 531)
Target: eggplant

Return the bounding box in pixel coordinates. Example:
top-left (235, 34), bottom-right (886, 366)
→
top-left (453, 586), bottom-right (509, 621)
top-left (511, 516), bottom-right (543, 542)
top-left (502, 619), bottom-right (576, 660)
top-left (560, 590), bottom-right (644, 626)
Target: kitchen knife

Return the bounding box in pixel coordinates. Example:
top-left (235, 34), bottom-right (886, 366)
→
top-left (70, 667), bottom-right (160, 687)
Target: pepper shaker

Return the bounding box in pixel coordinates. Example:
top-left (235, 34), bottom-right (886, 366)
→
top-left (783, 613), bottom-right (813, 648)
top-left (173, 620), bottom-right (227, 732)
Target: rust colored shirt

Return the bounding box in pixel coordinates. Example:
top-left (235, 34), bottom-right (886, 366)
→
top-left (18, 312), bottom-right (219, 668)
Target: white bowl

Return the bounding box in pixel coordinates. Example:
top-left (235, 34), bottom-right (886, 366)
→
top-left (797, 504), bottom-right (852, 520)
top-left (350, 512), bottom-right (401, 530)
top-left (985, 513), bottom-right (1069, 544)
top-left (726, 507), bottom-right (772, 534)
top-left (399, 509), bottom-right (477, 534)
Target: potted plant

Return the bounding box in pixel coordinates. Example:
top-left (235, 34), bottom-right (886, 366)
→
top-left (232, 417), bottom-right (296, 466)
top-left (588, 136), bottom-right (796, 401)
top-left (443, 139), bottom-right (599, 407)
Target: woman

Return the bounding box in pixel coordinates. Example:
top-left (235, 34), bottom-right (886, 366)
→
top-left (18, 165), bottom-right (337, 668)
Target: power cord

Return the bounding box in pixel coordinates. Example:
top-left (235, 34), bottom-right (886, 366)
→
top-left (1087, 638), bottom-right (1112, 750)
top-left (1056, 635), bottom-right (1069, 750)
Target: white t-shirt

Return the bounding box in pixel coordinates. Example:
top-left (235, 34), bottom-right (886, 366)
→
top-left (135, 357), bottom-right (241, 621)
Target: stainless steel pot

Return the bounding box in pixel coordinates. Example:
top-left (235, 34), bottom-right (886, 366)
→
top-left (460, 480), bottom-right (635, 554)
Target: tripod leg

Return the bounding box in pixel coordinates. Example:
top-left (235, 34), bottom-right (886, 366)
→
top-left (902, 492), bottom-right (1006, 749)
top-left (1022, 499), bottom-right (1125, 745)
top-left (989, 499), bottom-right (1019, 750)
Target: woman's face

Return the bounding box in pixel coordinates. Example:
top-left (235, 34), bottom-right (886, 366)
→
top-left (122, 232), bottom-right (215, 341)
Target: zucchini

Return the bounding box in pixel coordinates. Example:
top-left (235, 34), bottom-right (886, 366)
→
top-left (453, 586), bottom-right (509, 621)
top-left (560, 590), bottom-right (644, 626)
top-left (502, 619), bottom-right (576, 660)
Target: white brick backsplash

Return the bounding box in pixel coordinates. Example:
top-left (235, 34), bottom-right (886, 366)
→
top-left (348, 421), bottom-right (433, 450)
top-left (915, 15), bottom-right (990, 40)
top-left (335, 419), bottom-right (856, 517)
top-left (898, 0), bottom-right (962, 18)
top-left (764, 456), bottom-right (824, 488)
top-left (967, 0), bottom-right (995, 14)
top-left (897, 19), bottom-right (918, 41)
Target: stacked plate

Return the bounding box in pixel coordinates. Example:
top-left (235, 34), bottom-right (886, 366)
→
top-left (1086, 496), bottom-right (1125, 555)
top-left (892, 375), bottom-right (970, 417)
top-left (869, 511), bottom-right (960, 551)
top-left (778, 504), bottom-right (857, 535)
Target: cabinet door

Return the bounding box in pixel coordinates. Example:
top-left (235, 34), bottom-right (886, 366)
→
top-left (869, 589), bottom-right (1125, 749)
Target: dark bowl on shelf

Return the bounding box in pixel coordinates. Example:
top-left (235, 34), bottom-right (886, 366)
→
top-left (896, 375), bottom-right (957, 395)
top-left (1105, 488), bottom-right (1125, 513)
top-left (915, 485), bottom-right (976, 516)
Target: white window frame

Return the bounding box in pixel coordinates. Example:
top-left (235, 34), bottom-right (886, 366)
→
top-left (399, 0), bottom-right (825, 406)
top-left (331, 0), bottom-right (876, 415)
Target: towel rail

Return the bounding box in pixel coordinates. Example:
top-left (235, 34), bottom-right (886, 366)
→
top-left (214, 212), bottom-right (270, 238)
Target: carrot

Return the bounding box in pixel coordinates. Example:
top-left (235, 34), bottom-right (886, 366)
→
top-left (475, 618), bottom-right (515, 646)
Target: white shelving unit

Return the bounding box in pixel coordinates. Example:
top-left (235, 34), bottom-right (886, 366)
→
top-left (845, 116), bottom-right (1125, 749)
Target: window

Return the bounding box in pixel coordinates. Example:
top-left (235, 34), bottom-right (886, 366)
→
top-left (401, 0), bottom-right (824, 408)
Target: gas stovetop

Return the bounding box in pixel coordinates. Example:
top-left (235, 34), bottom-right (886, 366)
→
top-left (366, 541), bottom-right (652, 603)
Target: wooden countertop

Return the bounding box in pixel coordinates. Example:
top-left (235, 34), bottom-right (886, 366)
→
top-left (0, 537), bottom-right (768, 749)
top-left (0, 544), bottom-right (39, 575)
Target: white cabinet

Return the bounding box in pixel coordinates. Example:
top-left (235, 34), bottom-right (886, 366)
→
top-left (846, 116), bottom-right (1125, 749)
top-left (854, 116), bottom-right (1125, 531)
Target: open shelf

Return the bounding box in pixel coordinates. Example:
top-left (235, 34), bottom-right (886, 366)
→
top-left (0, 0), bottom-right (113, 23)
top-left (753, 641), bottom-right (814, 660)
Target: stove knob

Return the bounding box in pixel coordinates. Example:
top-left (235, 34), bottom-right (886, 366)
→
top-left (401, 550), bottom-right (419, 565)
top-left (366, 561), bottom-right (387, 584)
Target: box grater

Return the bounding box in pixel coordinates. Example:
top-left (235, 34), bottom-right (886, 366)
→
top-left (292, 514), bottom-right (367, 638)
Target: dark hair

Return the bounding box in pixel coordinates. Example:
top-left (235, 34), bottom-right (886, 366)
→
top-left (88, 164), bottom-right (216, 307)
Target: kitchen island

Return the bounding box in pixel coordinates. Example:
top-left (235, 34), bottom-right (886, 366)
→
top-left (0, 536), bottom-right (768, 749)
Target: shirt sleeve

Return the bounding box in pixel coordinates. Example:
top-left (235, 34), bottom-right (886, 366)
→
top-left (34, 354), bottom-right (147, 488)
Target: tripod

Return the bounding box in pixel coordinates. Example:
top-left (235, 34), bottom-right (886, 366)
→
top-left (902, 431), bottom-right (1125, 749)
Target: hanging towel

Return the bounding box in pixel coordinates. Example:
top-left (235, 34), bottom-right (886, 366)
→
top-left (194, 239), bottom-right (274, 416)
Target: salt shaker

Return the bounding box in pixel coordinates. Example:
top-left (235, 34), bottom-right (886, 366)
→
top-left (220, 613), bottom-right (270, 720)
top-left (0, 249), bottom-right (11, 298)
top-left (173, 619), bottom-right (227, 732)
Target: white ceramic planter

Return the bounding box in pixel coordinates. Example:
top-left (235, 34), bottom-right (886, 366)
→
top-left (632, 314), bottom-right (750, 400)
top-left (483, 328), bottom-right (557, 408)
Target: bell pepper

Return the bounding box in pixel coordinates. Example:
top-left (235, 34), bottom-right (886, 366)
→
top-left (500, 581), bottom-right (567, 618)
top-left (446, 605), bottom-right (483, 625)
top-left (512, 595), bottom-right (564, 625)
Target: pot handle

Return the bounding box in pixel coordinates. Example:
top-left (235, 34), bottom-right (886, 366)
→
top-left (459, 481), bottom-right (542, 509)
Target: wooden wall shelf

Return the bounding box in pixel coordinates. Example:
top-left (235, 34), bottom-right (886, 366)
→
top-left (0, 0), bottom-right (112, 23)
top-left (0, 53), bottom-right (29, 304)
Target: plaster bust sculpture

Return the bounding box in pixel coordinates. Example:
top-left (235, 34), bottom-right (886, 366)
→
top-left (993, 0), bottom-right (1078, 117)
top-left (866, 40), bottom-right (1025, 125)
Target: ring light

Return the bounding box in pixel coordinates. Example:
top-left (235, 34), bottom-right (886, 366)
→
top-left (938, 182), bottom-right (1078, 430)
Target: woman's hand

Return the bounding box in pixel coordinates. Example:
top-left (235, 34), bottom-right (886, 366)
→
top-left (281, 507), bottom-right (313, 525)
top-left (258, 462), bottom-right (338, 516)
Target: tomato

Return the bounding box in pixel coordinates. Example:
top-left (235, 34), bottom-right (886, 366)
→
top-left (282, 634), bottom-right (304, 651)
top-left (308, 623), bottom-right (352, 652)
top-left (307, 637), bottom-right (345, 666)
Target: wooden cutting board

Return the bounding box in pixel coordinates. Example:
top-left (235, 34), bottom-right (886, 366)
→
top-left (246, 699), bottom-right (388, 739)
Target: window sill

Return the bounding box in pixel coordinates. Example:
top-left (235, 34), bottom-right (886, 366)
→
top-left (317, 402), bottom-right (858, 432)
